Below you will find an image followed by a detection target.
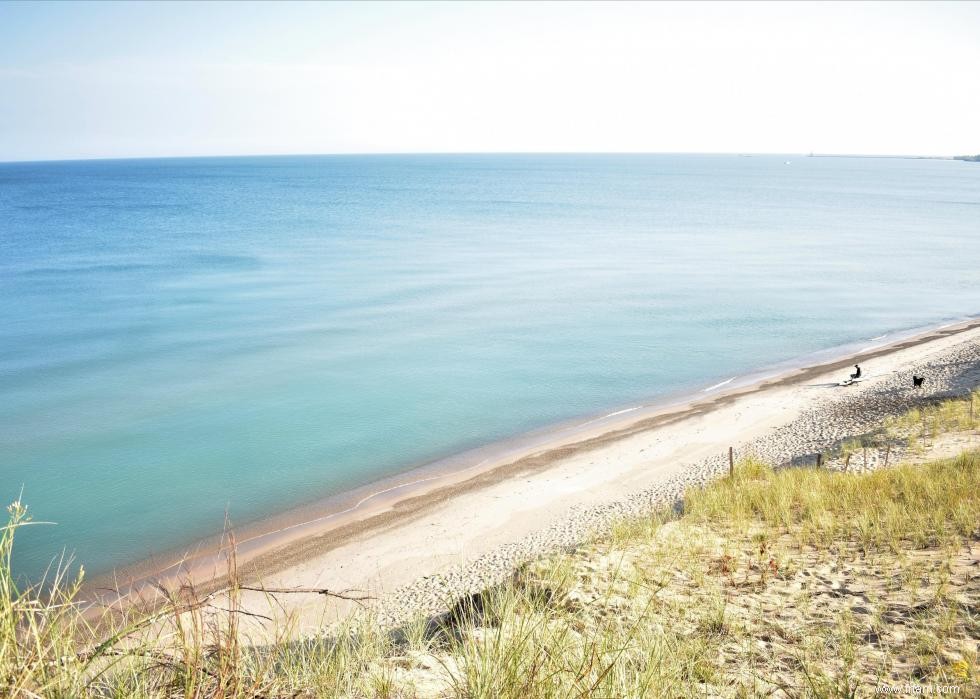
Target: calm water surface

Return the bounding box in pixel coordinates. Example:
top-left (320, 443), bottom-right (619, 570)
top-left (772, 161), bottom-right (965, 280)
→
top-left (1, 154), bottom-right (979, 577)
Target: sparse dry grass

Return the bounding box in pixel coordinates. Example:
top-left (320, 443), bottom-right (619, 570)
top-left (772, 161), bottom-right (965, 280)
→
top-left (886, 389), bottom-right (980, 442)
top-left (821, 388), bottom-right (980, 469)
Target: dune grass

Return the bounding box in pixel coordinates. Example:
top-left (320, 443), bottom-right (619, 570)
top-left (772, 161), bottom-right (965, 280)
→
top-left (683, 453), bottom-right (979, 552)
top-left (2, 398), bottom-right (979, 697)
top-left (883, 388), bottom-right (980, 455)
top-left (431, 451), bottom-right (979, 697)
top-left (826, 388), bottom-right (980, 467)
top-left (886, 388), bottom-right (980, 438)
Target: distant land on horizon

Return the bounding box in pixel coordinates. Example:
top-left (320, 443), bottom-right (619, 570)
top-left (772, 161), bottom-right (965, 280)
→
top-left (807, 152), bottom-right (977, 161)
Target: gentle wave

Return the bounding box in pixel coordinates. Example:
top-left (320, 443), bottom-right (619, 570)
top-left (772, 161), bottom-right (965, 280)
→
top-left (576, 406), bottom-right (643, 428)
top-left (703, 377), bottom-right (736, 392)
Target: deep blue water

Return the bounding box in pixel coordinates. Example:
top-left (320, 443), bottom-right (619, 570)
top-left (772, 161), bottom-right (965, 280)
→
top-left (1, 154), bottom-right (979, 578)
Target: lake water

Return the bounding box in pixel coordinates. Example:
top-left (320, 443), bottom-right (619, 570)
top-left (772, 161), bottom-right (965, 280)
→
top-left (2, 154), bottom-right (979, 578)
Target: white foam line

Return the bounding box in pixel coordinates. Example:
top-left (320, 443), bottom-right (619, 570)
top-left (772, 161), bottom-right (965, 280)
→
top-left (576, 406), bottom-right (642, 428)
top-left (602, 406), bottom-right (643, 419)
top-left (703, 376), bottom-right (736, 392)
top-left (868, 334), bottom-right (887, 341)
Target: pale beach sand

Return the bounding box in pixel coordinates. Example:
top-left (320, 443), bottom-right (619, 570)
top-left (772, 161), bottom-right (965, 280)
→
top-left (90, 319), bottom-right (980, 638)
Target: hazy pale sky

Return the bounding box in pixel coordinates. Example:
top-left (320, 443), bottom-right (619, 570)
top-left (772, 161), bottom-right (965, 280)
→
top-left (2, 1), bottom-right (979, 161)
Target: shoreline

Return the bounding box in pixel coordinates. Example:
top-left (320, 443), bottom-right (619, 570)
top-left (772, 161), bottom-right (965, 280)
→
top-left (84, 315), bottom-right (980, 616)
top-left (360, 317), bottom-right (980, 629)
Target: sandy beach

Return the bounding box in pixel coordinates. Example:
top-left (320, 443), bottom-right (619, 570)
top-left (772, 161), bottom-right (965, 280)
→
top-left (88, 318), bottom-right (976, 638)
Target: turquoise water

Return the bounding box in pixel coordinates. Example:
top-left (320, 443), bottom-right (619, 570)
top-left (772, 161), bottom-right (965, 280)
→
top-left (2, 154), bottom-right (979, 578)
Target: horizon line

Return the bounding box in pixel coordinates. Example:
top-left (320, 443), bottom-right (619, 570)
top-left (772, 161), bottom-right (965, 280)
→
top-left (0, 149), bottom-right (969, 166)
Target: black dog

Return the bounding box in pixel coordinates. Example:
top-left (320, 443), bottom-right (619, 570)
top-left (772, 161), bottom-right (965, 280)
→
top-left (912, 375), bottom-right (925, 387)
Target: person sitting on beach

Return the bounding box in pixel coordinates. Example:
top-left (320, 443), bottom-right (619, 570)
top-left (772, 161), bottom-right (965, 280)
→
top-left (849, 364), bottom-right (861, 380)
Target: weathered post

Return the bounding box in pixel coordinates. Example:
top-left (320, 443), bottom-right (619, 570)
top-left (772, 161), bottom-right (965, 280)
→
top-left (816, 453), bottom-right (822, 468)
top-left (729, 446), bottom-right (734, 479)
top-left (844, 453), bottom-right (851, 472)
top-left (884, 443), bottom-right (891, 468)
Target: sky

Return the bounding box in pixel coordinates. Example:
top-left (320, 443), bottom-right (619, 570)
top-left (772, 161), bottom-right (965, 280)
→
top-left (1, 1), bottom-right (979, 162)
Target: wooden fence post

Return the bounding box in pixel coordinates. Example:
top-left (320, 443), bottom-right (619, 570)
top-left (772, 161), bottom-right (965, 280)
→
top-left (728, 446), bottom-right (734, 479)
top-left (816, 453), bottom-right (822, 469)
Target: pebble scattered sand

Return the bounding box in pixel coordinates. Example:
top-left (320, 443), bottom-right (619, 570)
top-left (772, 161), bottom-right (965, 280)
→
top-left (369, 337), bottom-right (980, 629)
